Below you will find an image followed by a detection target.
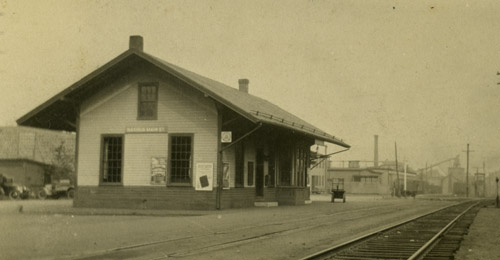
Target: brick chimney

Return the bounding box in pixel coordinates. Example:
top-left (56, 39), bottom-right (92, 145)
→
top-left (238, 79), bottom-right (249, 93)
top-left (129, 35), bottom-right (143, 51)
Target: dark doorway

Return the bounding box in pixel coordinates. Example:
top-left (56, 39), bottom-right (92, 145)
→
top-left (256, 148), bottom-right (264, 197)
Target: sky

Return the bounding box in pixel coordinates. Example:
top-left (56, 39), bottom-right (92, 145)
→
top-left (1, 0), bottom-right (499, 172)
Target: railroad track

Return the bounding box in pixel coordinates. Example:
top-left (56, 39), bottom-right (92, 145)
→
top-left (301, 200), bottom-right (491, 260)
top-left (60, 203), bottom-right (419, 260)
top-left (51, 201), bottom-right (477, 260)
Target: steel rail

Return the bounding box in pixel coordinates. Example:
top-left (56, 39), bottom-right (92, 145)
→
top-left (298, 202), bottom-right (466, 260)
top-left (407, 201), bottom-right (480, 260)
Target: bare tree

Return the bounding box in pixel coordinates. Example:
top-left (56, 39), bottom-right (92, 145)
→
top-left (45, 141), bottom-right (75, 184)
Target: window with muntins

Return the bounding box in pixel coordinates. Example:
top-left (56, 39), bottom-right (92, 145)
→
top-left (138, 83), bottom-right (158, 120)
top-left (101, 136), bottom-right (123, 184)
top-left (169, 135), bottom-right (193, 184)
top-left (353, 175), bottom-right (379, 183)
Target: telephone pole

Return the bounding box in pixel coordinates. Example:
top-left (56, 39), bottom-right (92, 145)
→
top-left (462, 144), bottom-right (476, 197)
top-left (423, 162), bottom-right (427, 194)
top-left (395, 142), bottom-right (400, 197)
top-left (496, 176), bottom-right (499, 208)
top-left (403, 161), bottom-right (407, 193)
top-left (483, 161), bottom-right (487, 197)
top-left (466, 144), bottom-right (469, 197)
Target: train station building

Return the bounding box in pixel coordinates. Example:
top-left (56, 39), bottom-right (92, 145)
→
top-left (17, 36), bottom-right (349, 210)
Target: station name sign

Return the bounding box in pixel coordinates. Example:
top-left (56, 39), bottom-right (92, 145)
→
top-left (126, 127), bottom-right (167, 133)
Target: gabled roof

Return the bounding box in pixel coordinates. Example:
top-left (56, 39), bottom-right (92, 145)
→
top-left (17, 42), bottom-right (349, 148)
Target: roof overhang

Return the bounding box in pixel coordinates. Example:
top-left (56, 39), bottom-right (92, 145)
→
top-left (17, 49), bottom-right (259, 131)
top-left (17, 48), bottom-right (350, 149)
top-left (17, 49), bottom-right (142, 131)
top-left (254, 116), bottom-right (350, 148)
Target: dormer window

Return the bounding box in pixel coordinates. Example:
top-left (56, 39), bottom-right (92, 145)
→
top-left (138, 83), bottom-right (158, 120)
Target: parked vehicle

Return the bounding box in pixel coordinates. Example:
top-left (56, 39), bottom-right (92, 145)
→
top-left (38, 179), bottom-right (75, 199)
top-left (330, 178), bottom-right (346, 203)
top-left (0, 174), bottom-right (31, 200)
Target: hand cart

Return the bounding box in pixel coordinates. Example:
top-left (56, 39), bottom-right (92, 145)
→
top-left (330, 178), bottom-right (346, 203)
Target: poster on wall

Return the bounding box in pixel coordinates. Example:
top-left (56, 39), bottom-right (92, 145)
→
top-left (195, 163), bottom-right (213, 191)
top-left (222, 162), bottom-right (230, 189)
top-left (151, 157), bottom-right (166, 185)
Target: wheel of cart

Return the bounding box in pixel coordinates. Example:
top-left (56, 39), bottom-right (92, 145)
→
top-left (9, 190), bottom-right (20, 200)
top-left (330, 178), bottom-right (346, 203)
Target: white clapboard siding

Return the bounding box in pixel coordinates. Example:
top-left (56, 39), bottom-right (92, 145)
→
top-left (123, 133), bottom-right (168, 186)
top-left (77, 68), bottom-right (218, 187)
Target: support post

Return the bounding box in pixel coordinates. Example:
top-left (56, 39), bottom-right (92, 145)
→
top-left (215, 104), bottom-right (223, 210)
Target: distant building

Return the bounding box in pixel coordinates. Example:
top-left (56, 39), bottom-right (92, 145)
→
top-left (419, 168), bottom-right (444, 194)
top-left (17, 36), bottom-right (349, 210)
top-left (319, 135), bottom-right (419, 196)
top-left (473, 171), bottom-right (486, 197)
top-left (0, 126), bottom-right (75, 191)
top-left (327, 160), bottom-right (419, 196)
top-left (442, 163), bottom-right (466, 195)
top-left (485, 170), bottom-right (499, 197)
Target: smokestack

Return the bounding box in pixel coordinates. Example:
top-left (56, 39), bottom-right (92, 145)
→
top-left (374, 135), bottom-right (379, 167)
top-left (129, 35), bottom-right (143, 51)
top-left (238, 79), bottom-right (249, 93)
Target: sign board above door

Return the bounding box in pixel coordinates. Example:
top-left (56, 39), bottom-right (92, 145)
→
top-left (126, 127), bottom-right (167, 133)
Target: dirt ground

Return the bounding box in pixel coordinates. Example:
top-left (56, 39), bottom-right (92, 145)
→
top-left (0, 197), bottom-right (462, 260)
top-left (455, 205), bottom-right (500, 260)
